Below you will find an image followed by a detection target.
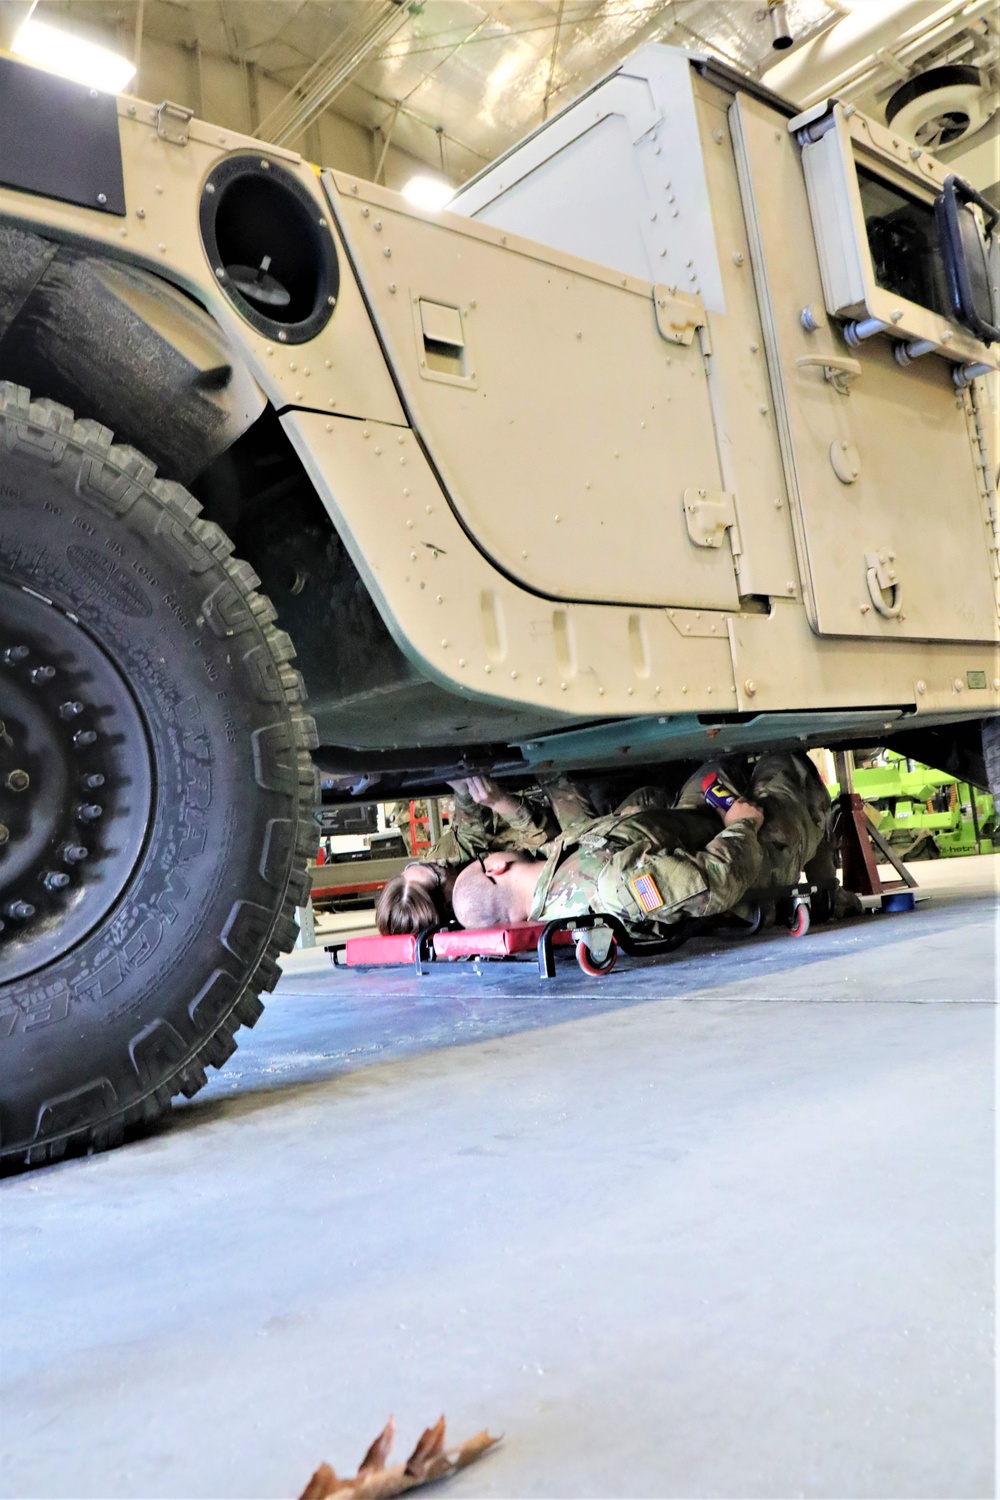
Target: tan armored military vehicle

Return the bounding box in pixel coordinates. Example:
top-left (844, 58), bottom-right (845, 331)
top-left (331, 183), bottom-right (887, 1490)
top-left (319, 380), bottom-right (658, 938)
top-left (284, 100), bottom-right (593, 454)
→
top-left (1, 42), bottom-right (997, 1164)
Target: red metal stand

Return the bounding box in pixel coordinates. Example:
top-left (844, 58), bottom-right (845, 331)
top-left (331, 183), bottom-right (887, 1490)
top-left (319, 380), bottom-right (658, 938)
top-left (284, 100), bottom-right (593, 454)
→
top-left (407, 799), bottom-right (432, 857)
top-left (836, 791), bottom-right (918, 897)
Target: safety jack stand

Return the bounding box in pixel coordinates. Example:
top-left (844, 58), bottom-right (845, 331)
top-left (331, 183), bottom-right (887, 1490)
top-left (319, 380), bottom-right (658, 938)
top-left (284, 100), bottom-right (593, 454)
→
top-left (835, 750), bottom-right (918, 902)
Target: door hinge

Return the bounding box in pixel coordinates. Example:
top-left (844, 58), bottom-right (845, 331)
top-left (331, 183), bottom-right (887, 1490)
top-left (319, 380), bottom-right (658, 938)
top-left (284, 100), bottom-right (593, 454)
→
top-left (683, 488), bottom-right (738, 549)
top-left (964, 382), bottom-right (1000, 608)
top-left (653, 286), bottom-right (705, 347)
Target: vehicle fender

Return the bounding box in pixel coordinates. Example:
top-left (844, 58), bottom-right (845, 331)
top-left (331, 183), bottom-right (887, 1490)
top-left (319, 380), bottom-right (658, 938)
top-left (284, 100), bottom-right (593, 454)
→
top-left (0, 222), bottom-right (265, 482)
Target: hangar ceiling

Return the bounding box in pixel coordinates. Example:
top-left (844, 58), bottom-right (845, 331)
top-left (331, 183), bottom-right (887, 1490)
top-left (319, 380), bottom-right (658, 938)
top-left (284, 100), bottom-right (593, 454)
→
top-left (31, 0), bottom-right (846, 179)
top-left (22, 1), bottom-right (1000, 188)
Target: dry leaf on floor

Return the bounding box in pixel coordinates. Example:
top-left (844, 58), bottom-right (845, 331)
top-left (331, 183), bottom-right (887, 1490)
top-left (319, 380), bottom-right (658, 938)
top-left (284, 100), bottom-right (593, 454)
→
top-left (298, 1414), bottom-right (500, 1500)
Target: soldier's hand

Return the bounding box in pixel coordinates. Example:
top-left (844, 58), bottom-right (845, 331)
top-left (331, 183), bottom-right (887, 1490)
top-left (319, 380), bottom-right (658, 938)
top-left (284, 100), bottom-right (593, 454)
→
top-left (465, 775), bottom-right (521, 816)
top-left (462, 775), bottom-right (494, 804)
top-left (724, 799), bottom-right (763, 829)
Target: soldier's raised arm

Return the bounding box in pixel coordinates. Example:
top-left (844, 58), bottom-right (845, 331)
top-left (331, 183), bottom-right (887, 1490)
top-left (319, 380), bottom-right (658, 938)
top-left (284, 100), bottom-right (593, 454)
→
top-left (420, 781), bottom-right (497, 866)
top-left (463, 773), bottom-right (570, 849)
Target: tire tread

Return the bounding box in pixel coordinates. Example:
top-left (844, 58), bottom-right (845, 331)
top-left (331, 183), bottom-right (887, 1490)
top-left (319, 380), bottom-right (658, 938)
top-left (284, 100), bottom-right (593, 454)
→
top-left (0, 382), bottom-right (319, 1167)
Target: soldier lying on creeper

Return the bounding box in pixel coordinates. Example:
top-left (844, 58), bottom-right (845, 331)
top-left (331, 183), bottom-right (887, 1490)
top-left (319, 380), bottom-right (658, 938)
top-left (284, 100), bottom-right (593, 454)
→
top-left (378, 765), bottom-right (754, 935)
top-left (376, 775), bottom-right (582, 934)
top-left (449, 751), bottom-right (860, 934)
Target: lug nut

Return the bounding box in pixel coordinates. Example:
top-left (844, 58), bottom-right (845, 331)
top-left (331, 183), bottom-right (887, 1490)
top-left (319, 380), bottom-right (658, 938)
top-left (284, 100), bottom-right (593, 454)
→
top-left (29, 665), bottom-right (55, 683)
top-left (61, 843), bottom-right (89, 864)
top-left (5, 769), bottom-right (29, 793)
top-left (82, 773), bottom-right (105, 790)
top-left (0, 823), bottom-right (8, 845)
top-left (73, 729), bottom-right (97, 748)
top-left (43, 870), bottom-right (71, 892)
top-left (4, 900), bottom-right (35, 920)
top-left (3, 645), bottom-right (29, 664)
top-left (76, 803), bottom-right (103, 822)
top-left (58, 700), bottom-right (85, 720)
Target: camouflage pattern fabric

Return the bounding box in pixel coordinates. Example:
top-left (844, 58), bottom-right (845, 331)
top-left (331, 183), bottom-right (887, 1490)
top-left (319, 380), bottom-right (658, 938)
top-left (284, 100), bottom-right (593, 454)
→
top-left (612, 784), bottom-right (672, 817)
top-left (528, 806), bottom-right (762, 927)
top-left (677, 751), bottom-right (831, 888)
top-left (537, 777), bottom-right (670, 830)
top-left (421, 786), bottom-right (558, 868)
top-left (536, 774), bottom-right (598, 835)
top-left (424, 776), bottom-right (668, 869)
top-left (751, 751), bottom-right (832, 886)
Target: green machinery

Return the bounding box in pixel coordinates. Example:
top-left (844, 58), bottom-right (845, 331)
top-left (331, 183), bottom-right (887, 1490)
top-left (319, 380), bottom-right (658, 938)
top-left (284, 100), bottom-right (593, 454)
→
top-left (832, 755), bottom-right (997, 859)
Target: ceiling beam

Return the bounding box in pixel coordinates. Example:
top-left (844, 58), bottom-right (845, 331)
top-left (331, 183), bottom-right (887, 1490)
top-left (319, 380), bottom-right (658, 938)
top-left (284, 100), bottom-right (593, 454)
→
top-left (254, 1), bottom-right (415, 146)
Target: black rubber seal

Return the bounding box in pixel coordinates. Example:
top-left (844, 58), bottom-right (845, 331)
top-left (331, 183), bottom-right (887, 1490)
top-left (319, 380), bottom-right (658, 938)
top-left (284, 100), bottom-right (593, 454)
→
top-left (200, 153), bottom-right (339, 345)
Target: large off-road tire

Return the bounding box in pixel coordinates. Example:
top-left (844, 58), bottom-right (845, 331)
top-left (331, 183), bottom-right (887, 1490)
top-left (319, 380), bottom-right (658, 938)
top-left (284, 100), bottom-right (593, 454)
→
top-left (0, 385), bottom-right (318, 1166)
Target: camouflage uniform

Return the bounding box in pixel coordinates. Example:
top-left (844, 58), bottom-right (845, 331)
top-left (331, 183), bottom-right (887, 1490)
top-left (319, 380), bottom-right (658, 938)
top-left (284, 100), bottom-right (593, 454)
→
top-left (421, 785), bottom-right (558, 868)
top-left (750, 751), bottom-right (833, 886)
top-left (527, 806), bottom-right (763, 928)
top-left (535, 774), bottom-right (599, 835)
top-left (676, 751), bottom-right (830, 887)
top-left (676, 750), bottom-right (860, 916)
top-left (538, 776), bottom-right (670, 829)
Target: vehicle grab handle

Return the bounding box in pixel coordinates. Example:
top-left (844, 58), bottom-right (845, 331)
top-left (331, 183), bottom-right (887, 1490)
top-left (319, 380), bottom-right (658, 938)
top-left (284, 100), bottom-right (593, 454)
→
top-left (795, 354), bottom-right (863, 394)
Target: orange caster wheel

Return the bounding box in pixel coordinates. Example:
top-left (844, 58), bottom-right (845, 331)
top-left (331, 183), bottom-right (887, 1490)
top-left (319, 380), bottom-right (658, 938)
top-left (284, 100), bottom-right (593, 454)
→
top-left (575, 938), bottom-right (618, 975)
top-left (788, 902), bottom-right (811, 938)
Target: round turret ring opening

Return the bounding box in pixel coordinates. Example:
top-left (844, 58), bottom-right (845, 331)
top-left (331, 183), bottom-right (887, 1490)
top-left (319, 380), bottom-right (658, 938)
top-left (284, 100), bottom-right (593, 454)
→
top-left (200, 153), bottom-right (339, 345)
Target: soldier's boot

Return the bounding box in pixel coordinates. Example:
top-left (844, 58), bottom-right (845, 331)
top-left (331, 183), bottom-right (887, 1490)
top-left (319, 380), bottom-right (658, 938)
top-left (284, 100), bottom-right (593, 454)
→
top-left (832, 887), bottom-right (864, 918)
top-left (804, 840), bottom-right (864, 920)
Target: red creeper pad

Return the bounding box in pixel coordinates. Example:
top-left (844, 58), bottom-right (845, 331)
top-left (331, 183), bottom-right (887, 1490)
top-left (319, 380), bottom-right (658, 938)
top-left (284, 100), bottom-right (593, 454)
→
top-left (435, 922), bottom-right (574, 958)
top-left (343, 933), bottom-right (417, 965)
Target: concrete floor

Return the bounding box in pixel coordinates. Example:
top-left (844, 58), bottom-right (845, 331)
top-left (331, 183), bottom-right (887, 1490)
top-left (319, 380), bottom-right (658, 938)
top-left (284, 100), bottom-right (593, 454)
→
top-left (1, 859), bottom-right (995, 1500)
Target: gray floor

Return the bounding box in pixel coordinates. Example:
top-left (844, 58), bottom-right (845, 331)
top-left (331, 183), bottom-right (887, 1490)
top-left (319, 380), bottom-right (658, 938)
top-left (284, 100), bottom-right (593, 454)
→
top-left (1, 860), bottom-right (996, 1500)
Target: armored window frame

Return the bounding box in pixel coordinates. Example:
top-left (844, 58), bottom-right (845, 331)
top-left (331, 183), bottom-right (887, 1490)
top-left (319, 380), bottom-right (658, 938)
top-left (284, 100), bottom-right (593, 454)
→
top-left (794, 100), bottom-right (999, 370)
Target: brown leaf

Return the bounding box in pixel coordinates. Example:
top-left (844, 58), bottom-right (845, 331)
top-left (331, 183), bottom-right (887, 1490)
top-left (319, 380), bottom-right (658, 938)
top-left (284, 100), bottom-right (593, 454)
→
top-left (359, 1416), bottom-right (396, 1475)
top-left (345, 1466), bottom-right (409, 1500)
top-left (298, 1462), bottom-right (340, 1500)
top-left (298, 1418), bottom-right (500, 1500)
top-left (404, 1415), bottom-right (446, 1480)
top-left (452, 1431), bottom-right (502, 1471)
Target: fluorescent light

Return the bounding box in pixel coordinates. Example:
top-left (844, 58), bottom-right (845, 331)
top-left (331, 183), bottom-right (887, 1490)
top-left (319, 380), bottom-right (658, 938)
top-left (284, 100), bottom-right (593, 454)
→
top-left (12, 17), bottom-right (136, 94)
top-left (401, 176), bottom-right (454, 212)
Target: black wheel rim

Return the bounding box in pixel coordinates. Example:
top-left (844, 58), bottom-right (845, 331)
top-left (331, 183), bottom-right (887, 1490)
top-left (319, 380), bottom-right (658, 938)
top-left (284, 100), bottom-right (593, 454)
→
top-left (0, 582), bottom-right (154, 984)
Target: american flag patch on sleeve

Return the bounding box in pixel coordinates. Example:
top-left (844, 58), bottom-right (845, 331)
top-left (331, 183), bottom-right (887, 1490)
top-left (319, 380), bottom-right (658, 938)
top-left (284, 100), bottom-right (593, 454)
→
top-left (629, 871), bottom-right (664, 912)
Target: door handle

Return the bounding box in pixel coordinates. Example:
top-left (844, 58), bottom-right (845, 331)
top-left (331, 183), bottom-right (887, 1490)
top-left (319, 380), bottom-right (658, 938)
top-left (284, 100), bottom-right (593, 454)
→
top-left (795, 354), bottom-right (863, 394)
top-left (865, 552), bottom-right (903, 619)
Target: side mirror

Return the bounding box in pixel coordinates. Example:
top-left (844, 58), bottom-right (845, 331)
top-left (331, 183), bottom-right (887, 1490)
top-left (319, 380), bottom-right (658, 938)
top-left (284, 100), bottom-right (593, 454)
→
top-left (935, 174), bottom-right (1000, 345)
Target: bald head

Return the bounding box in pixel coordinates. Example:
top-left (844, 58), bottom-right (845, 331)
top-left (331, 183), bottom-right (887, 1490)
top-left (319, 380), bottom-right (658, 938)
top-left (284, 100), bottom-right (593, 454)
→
top-left (451, 851), bottom-right (541, 928)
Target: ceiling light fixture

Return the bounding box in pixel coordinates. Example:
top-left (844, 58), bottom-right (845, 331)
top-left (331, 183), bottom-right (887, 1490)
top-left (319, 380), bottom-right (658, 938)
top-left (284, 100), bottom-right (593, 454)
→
top-left (401, 176), bottom-right (454, 212)
top-left (12, 16), bottom-right (136, 94)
